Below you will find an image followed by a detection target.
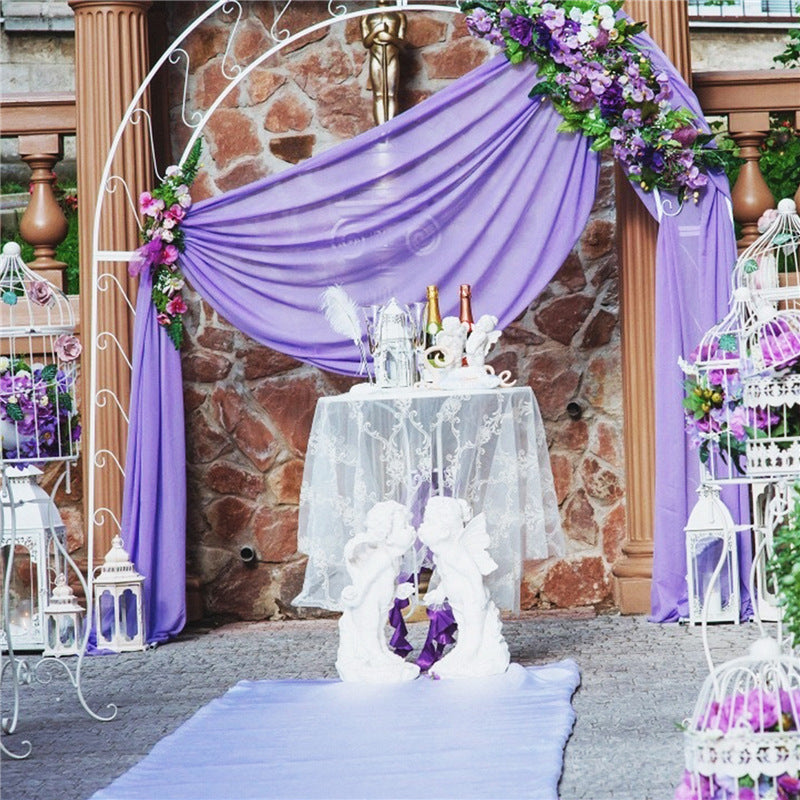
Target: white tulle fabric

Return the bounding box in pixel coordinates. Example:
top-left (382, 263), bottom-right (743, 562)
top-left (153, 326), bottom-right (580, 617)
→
top-left (293, 386), bottom-right (564, 613)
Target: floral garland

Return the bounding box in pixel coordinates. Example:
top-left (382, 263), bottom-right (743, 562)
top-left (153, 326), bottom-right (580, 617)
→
top-left (464, 0), bottom-right (734, 201)
top-left (131, 140), bottom-right (202, 350)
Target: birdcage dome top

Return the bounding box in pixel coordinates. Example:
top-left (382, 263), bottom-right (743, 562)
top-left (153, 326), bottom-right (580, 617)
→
top-left (0, 242), bottom-right (75, 338)
top-left (734, 198), bottom-right (800, 303)
top-left (685, 638), bottom-right (800, 781)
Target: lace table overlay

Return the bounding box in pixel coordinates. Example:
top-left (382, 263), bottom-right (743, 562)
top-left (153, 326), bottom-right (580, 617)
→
top-left (293, 387), bottom-right (564, 613)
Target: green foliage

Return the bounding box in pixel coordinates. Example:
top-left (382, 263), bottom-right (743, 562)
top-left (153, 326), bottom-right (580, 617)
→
top-left (769, 487), bottom-right (800, 644)
top-left (760, 115), bottom-right (800, 204)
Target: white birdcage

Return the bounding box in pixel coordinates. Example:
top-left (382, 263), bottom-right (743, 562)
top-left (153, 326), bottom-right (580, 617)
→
top-left (0, 241), bottom-right (81, 465)
top-left (680, 293), bottom-right (748, 484)
top-left (734, 198), bottom-right (800, 312)
top-left (680, 637), bottom-right (800, 800)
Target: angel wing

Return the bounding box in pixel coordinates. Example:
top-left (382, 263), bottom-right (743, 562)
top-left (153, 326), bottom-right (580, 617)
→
top-left (461, 513), bottom-right (498, 576)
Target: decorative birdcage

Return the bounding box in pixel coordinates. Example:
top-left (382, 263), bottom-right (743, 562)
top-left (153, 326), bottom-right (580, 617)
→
top-left (679, 637), bottom-right (800, 800)
top-left (734, 198), bottom-right (800, 313)
top-left (0, 241), bottom-right (81, 466)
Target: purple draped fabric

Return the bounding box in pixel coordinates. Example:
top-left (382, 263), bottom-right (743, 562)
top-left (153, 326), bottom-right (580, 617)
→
top-left (120, 36), bottom-right (740, 641)
top-left (628, 36), bottom-right (749, 621)
top-left (120, 272), bottom-right (186, 642)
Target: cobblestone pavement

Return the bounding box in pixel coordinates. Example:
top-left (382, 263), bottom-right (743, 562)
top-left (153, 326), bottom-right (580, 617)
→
top-left (1, 612), bottom-right (766, 800)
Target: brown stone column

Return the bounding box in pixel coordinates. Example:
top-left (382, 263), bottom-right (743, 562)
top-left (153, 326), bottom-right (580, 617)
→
top-left (69, 1), bottom-right (153, 562)
top-left (612, 0), bottom-right (692, 614)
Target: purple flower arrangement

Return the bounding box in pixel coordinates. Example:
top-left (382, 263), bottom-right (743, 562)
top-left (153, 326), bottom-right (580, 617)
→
top-left (674, 687), bottom-right (800, 799)
top-left (682, 325), bottom-right (800, 473)
top-left (131, 140), bottom-right (201, 350)
top-left (464, 0), bottom-right (734, 200)
top-left (0, 349), bottom-right (81, 465)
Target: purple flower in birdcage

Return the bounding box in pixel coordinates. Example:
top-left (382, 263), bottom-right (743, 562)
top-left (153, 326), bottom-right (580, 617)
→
top-left (761, 324), bottom-right (800, 369)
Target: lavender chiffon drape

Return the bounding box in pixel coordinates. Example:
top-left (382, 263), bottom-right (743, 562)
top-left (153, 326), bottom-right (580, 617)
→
top-left (120, 41), bottom-right (739, 642)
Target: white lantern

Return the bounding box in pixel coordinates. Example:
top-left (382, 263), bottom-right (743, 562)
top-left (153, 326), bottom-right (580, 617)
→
top-left (1, 465), bottom-right (66, 651)
top-left (42, 573), bottom-right (84, 657)
top-left (92, 535), bottom-right (146, 652)
top-left (684, 484), bottom-right (741, 625)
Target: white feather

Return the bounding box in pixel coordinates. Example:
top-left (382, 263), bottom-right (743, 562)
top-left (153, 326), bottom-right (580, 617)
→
top-left (321, 285), bottom-right (368, 375)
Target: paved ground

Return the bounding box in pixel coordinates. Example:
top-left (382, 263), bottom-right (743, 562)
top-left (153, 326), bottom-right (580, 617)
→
top-left (1, 611), bottom-right (767, 800)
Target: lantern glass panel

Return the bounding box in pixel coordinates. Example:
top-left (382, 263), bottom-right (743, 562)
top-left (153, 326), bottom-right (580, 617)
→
top-left (119, 588), bottom-right (139, 639)
top-left (99, 590), bottom-right (114, 641)
top-left (0, 543), bottom-right (39, 639)
top-left (692, 535), bottom-right (735, 616)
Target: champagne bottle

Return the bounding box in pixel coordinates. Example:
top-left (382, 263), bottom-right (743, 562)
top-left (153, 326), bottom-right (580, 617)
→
top-left (459, 284), bottom-right (474, 332)
top-left (425, 285), bottom-right (443, 349)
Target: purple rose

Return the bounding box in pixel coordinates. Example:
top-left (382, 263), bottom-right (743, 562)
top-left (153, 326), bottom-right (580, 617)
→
top-left (28, 280), bottom-right (53, 307)
top-left (54, 334), bottom-right (82, 363)
top-left (507, 14), bottom-right (534, 47)
top-left (672, 126), bottom-right (699, 147)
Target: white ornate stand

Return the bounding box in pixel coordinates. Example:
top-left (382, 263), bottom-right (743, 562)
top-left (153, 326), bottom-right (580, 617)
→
top-left (1, 462), bottom-right (117, 759)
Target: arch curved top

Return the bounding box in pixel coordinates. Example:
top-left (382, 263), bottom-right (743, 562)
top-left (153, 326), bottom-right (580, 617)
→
top-left (92, 0), bottom-right (466, 267)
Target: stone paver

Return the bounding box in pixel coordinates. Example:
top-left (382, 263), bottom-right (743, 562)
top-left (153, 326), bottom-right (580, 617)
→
top-left (1, 613), bottom-right (765, 800)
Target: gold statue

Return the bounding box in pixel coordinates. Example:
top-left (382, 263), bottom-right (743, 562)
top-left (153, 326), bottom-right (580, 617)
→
top-left (361, 1), bottom-right (406, 125)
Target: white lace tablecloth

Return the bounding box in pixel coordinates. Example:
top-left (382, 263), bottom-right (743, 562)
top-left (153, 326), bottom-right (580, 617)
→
top-left (292, 386), bottom-right (564, 613)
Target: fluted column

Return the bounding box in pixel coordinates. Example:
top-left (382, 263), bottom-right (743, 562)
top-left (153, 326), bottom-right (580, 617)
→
top-left (69, 1), bottom-right (153, 562)
top-left (612, 0), bottom-right (692, 614)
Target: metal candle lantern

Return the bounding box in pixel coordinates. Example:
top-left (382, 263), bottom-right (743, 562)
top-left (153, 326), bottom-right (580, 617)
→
top-left (1, 466), bottom-right (66, 651)
top-left (373, 297), bottom-right (415, 389)
top-left (684, 484), bottom-right (740, 625)
top-left (42, 573), bottom-right (84, 657)
top-left (92, 535), bottom-right (146, 652)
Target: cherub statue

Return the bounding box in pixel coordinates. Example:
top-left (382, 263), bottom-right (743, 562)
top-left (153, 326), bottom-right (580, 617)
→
top-left (336, 500), bottom-right (420, 683)
top-left (465, 314), bottom-right (501, 368)
top-left (434, 316), bottom-right (469, 367)
top-left (417, 496), bottom-right (510, 679)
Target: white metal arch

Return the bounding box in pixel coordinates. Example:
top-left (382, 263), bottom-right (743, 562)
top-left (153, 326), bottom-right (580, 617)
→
top-left (86, 0), bottom-right (465, 589)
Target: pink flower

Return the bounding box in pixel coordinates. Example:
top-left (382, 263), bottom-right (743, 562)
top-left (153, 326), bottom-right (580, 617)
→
top-left (54, 334), bottom-right (82, 362)
top-left (758, 208), bottom-right (779, 234)
top-left (28, 280), bottom-right (53, 307)
top-left (165, 295), bottom-right (187, 316)
top-left (165, 204), bottom-right (186, 224)
top-left (139, 191), bottom-right (165, 217)
top-left (157, 313), bottom-right (171, 327)
top-left (129, 238), bottom-right (163, 278)
top-left (162, 244), bottom-right (180, 265)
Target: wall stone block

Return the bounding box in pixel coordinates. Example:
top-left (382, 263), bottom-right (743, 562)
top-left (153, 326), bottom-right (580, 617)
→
top-left (206, 108), bottom-right (262, 167)
top-left (269, 134), bottom-right (316, 164)
top-left (293, 42), bottom-right (359, 99)
top-left (265, 92), bottom-right (313, 133)
top-left (422, 37), bottom-right (488, 79)
top-left (563, 488), bottom-right (599, 546)
top-left (602, 502), bottom-right (627, 564)
top-left (406, 16), bottom-right (448, 48)
top-left (231, 415), bottom-right (280, 472)
top-left (580, 456), bottom-right (624, 504)
top-left (183, 351), bottom-right (233, 382)
top-left (526, 352), bottom-right (580, 420)
top-left (581, 309), bottom-right (617, 349)
top-left (247, 68), bottom-right (287, 105)
top-left (254, 506), bottom-right (299, 562)
top-left (216, 158), bottom-right (270, 193)
top-left (197, 62), bottom-right (241, 110)
top-left (542, 557), bottom-right (611, 608)
top-left (534, 295), bottom-right (595, 346)
top-left (196, 325), bottom-right (235, 353)
top-left (267, 459), bottom-right (305, 505)
top-left (554, 252), bottom-right (587, 292)
top-left (186, 411), bottom-right (231, 464)
top-left (239, 345), bottom-right (303, 380)
top-left (549, 453), bottom-right (573, 505)
top-left (580, 218), bottom-right (615, 260)
top-left (205, 495), bottom-right (256, 541)
top-left (316, 84), bottom-right (372, 138)
top-left (205, 461), bottom-right (265, 499)
top-left (254, 377), bottom-right (323, 455)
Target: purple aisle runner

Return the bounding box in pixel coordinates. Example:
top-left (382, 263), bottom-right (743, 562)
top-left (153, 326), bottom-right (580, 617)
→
top-left (91, 661), bottom-right (580, 800)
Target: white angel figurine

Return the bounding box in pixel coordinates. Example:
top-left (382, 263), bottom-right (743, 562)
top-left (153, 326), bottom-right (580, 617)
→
top-left (434, 316), bottom-right (469, 367)
top-left (417, 496), bottom-right (510, 679)
top-left (465, 314), bottom-right (501, 368)
top-left (335, 500), bottom-right (420, 683)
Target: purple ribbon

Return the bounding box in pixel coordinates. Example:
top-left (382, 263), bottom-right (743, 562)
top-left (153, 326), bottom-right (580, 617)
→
top-left (388, 597), bottom-right (413, 658)
top-left (416, 604), bottom-right (458, 672)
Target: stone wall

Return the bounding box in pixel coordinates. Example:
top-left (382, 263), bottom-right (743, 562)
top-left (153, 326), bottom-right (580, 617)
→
top-left (164, 1), bottom-right (623, 619)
